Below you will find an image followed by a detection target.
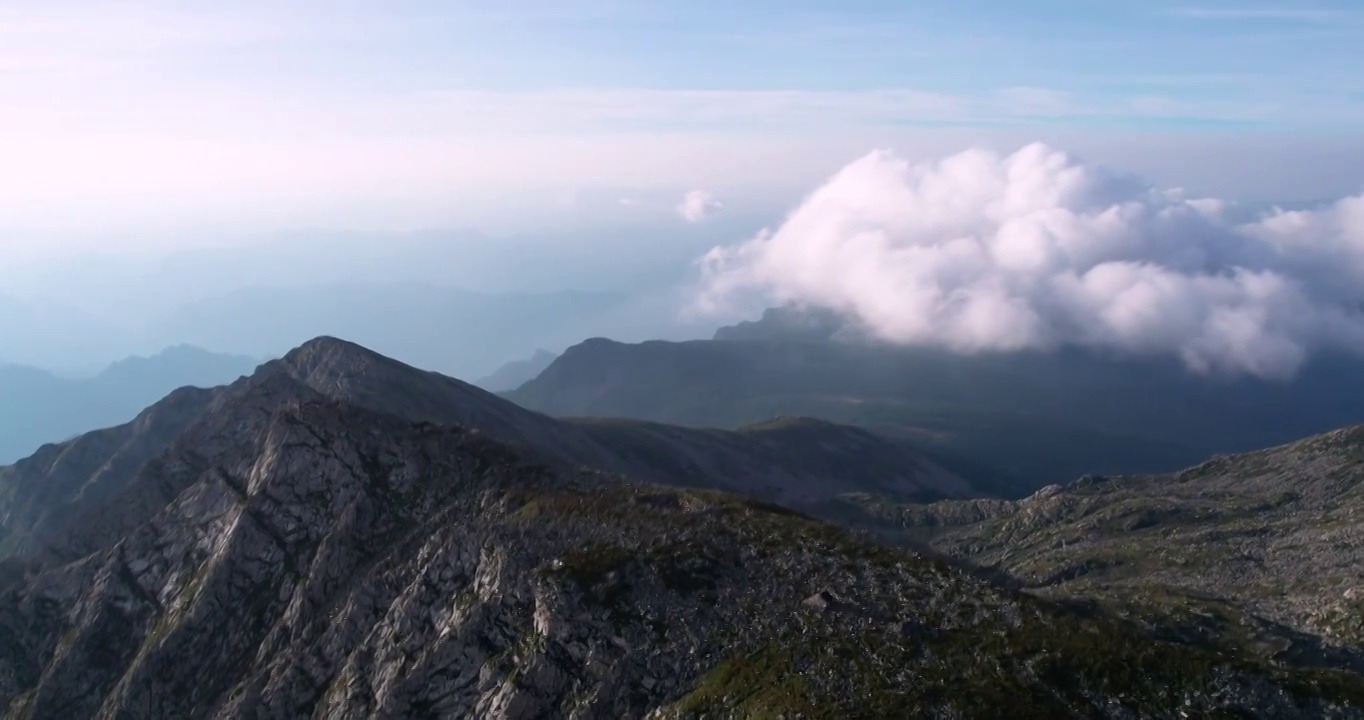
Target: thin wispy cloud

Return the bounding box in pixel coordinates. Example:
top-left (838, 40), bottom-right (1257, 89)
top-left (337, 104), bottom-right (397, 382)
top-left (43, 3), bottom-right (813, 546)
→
top-left (1166, 6), bottom-right (1343, 22)
top-left (1119, 73), bottom-right (1266, 86)
top-left (8, 85), bottom-right (1339, 141)
top-left (995, 87), bottom-right (1078, 117)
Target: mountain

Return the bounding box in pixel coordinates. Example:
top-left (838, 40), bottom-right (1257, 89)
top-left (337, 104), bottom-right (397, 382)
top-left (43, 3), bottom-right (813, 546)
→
top-left (0, 337), bottom-right (982, 562)
top-left (0, 346), bottom-right (261, 464)
top-left (0, 347), bottom-right (1359, 717)
top-left (152, 282), bottom-right (632, 380)
top-left (840, 426), bottom-right (1364, 671)
top-left (475, 349), bottom-right (559, 392)
top-left (506, 317), bottom-right (1364, 492)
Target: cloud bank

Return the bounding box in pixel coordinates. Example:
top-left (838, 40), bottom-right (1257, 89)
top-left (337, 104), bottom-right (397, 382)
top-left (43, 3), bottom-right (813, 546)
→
top-left (696, 142), bottom-right (1364, 379)
top-left (677, 190), bottom-right (723, 223)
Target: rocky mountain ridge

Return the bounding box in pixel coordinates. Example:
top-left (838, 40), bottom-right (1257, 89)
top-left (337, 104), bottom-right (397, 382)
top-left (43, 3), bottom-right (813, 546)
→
top-left (0, 337), bottom-right (977, 563)
top-left (3, 336), bottom-right (1363, 717)
top-left (2, 379), bottom-right (1361, 718)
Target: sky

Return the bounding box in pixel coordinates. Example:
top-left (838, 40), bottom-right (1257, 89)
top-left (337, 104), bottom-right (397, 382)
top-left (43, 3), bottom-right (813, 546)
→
top-left (3, 0), bottom-right (1364, 378)
top-left (2, 0), bottom-right (1363, 245)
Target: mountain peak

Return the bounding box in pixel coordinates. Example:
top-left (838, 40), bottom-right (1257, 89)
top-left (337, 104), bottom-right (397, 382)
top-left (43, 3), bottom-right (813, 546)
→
top-left (277, 335), bottom-right (430, 392)
top-left (283, 335), bottom-right (382, 364)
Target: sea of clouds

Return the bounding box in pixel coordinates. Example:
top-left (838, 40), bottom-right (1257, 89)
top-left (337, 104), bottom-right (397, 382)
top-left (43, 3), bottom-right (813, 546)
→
top-left (696, 143), bottom-right (1364, 379)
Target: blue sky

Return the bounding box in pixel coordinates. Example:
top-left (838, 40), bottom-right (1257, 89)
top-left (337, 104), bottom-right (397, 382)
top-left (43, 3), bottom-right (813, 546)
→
top-left (37, 0), bottom-right (1358, 121)
top-left (1, 0), bottom-right (1362, 239)
top-left (94, 0), bottom-right (1359, 123)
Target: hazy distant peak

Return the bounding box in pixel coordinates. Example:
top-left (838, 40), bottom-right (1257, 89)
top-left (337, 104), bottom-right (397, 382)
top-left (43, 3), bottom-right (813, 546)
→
top-left (550, 337), bottom-right (629, 364)
top-left (712, 304), bottom-right (862, 343)
top-left (101, 343), bottom-right (256, 369)
top-left (474, 348), bottom-right (561, 392)
top-left (571, 336), bottom-right (626, 350)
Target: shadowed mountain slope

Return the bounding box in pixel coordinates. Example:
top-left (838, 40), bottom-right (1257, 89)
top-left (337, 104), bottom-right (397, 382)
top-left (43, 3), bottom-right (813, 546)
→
top-left (506, 329), bottom-right (1364, 492)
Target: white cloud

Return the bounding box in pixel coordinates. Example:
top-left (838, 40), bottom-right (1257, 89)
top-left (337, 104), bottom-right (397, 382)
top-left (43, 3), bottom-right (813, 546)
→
top-left (695, 143), bottom-right (1364, 379)
top-left (677, 190), bottom-right (723, 223)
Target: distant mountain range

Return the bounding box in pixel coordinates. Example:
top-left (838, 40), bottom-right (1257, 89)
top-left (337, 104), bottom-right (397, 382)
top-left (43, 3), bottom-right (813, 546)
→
top-left (151, 282), bottom-right (636, 380)
top-left (506, 306), bottom-right (1364, 492)
top-left (474, 349), bottom-right (559, 391)
top-left (2, 280), bottom-right (713, 380)
top-left (3, 240), bottom-right (721, 376)
top-left (1, 336), bottom-right (1358, 717)
top-left (0, 345), bottom-right (262, 464)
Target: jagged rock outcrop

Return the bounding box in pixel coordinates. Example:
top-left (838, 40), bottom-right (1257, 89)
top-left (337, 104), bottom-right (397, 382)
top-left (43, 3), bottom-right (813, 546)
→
top-left (2, 393), bottom-right (1362, 719)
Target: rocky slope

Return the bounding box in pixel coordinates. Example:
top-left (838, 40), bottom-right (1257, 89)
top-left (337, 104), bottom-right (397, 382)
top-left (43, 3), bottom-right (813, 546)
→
top-left (2, 384), bottom-right (1362, 718)
top-left (843, 427), bottom-right (1364, 671)
top-left (0, 337), bottom-right (978, 563)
